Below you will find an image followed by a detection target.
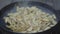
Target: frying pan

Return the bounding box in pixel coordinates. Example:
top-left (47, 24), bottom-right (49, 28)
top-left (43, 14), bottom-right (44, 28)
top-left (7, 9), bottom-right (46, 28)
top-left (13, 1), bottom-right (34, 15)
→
top-left (0, 1), bottom-right (59, 34)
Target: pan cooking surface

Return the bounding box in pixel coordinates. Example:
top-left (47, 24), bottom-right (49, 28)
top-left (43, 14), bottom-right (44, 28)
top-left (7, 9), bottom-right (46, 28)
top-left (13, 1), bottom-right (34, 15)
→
top-left (0, 1), bottom-right (59, 34)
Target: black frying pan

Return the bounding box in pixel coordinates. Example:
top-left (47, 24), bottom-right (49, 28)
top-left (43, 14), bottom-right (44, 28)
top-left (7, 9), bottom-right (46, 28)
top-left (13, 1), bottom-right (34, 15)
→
top-left (0, 1), bottom-right (59, 34)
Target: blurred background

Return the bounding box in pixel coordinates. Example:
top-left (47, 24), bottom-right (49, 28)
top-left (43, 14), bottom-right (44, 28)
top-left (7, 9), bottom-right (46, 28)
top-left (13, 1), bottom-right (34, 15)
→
top-left (0, 0), bottom-right (60, 10)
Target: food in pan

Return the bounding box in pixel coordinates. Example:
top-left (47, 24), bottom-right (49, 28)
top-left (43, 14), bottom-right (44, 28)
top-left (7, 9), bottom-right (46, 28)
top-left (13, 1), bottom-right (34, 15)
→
top-left (3, 6), bottom-right (57, 33)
